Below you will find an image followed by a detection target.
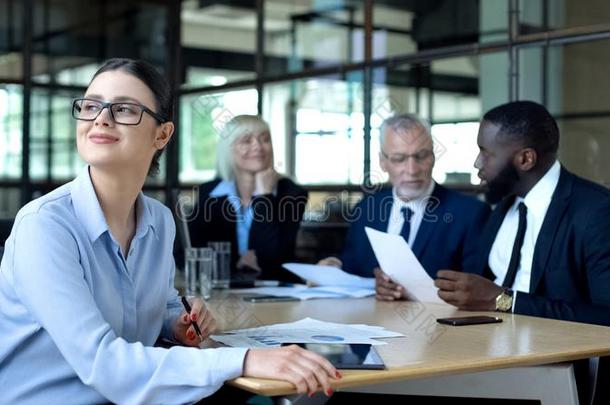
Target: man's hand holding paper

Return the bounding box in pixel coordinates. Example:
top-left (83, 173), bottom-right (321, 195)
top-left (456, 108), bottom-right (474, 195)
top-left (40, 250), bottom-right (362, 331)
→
top-left (365, 227), bottom-right (447, 305)
top-left (374, 267), bottom-right (406, 301)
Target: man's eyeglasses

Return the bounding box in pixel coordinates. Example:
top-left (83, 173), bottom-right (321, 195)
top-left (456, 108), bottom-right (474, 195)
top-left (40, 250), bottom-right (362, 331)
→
top-left (72, 98), bottom-right (167, 126)
top-left (381, 149), bottom-right (434, 165)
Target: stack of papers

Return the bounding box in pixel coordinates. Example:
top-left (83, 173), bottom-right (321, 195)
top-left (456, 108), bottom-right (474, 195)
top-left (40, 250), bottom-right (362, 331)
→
top-left (211, 318), bottom-right (403, 348)
top-left (238, 284), bottom-right (374, 300)
top-left (283, 263), bottom-right (375, 289)
top-left (235, 262), bottom-right (376, 300)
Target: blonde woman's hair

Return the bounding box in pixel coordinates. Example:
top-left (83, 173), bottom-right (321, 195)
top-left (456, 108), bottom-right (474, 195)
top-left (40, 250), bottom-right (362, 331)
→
top-left (215, 115), bottom-right (271, 181)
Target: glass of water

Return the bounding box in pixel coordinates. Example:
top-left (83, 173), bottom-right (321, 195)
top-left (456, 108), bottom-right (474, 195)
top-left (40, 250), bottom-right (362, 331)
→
top-left (207, 241), bottom-right (231, 289)
top-left (184, 247), bottom-right (214, 299)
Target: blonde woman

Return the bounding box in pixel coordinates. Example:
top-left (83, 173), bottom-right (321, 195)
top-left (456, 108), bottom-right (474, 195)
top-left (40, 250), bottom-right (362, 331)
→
top-left (189, 115), bottom-right (307, 283)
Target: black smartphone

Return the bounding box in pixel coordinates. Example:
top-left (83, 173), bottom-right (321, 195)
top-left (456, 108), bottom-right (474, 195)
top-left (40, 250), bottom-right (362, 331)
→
top-left (436, 316), bottom-right (503, 326)
top-left (243, 295), bottom-right (299, 303)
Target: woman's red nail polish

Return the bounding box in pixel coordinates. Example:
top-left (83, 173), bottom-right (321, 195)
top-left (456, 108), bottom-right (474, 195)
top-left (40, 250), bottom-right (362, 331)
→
top-left (326, 388), bottom-right (333, 396)
top-left (335, 371), bottom-right (342, 378)
top-left (191, 313), bottom-right (197, 321)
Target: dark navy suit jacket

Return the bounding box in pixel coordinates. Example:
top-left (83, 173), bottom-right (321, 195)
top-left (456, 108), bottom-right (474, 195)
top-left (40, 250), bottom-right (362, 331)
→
top-left (478, 167), bottom-right (610, 326)
top-left (341, 184), bottom-right (490, 278)
top-left (187, 178), bottom-right (307, 282)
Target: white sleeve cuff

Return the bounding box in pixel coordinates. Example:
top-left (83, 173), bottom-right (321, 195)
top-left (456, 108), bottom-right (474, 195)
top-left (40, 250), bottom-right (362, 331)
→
top-left (511, 291), bottom-right (518, 313)
top-left (203, 347), bottom-right (249, 381)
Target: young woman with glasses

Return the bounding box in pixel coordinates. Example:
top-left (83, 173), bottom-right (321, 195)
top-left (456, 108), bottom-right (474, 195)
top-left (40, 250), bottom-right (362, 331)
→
top-left (0, 58), bottom-right (339, 404)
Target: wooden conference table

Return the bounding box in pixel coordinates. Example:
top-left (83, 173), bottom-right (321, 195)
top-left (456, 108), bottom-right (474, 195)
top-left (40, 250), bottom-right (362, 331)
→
top-left (207, 294), bottom-right (610, 404)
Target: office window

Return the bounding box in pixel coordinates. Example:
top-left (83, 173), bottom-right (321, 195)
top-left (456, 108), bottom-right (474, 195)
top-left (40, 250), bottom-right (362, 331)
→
top-left (557, 117), bottom-right (610, 188)
top-left (370, 1), bottom-right (416, 59)
top-left (181, 0), bottom-right (256, 88)
top-left (29, 90), bottom-right (49, 180)
top-left (370, 51), bottom-right (509, 186)
top-left (31, 1), bottom-right (168, 86)
top-left (0, 187), bottom-right (20, 219)
top-left (294, 107), bottom-right (364, 184)
top-left (520, 37), bottom-right (610, 187)
top-left (263, 0), bottom-right (364, 76)
top-left (0, 84), bottom-right (22, 179)
top-left (520, 0), bottom-right (610, 34)
top-left (431, 122), bottom-right (480, 185)
top-left (179, 87), bottom-right (258, 183)
top-left (0, 0), bottom-right (23, 81)
top-left (37, 65), bottom-right (99, 88)
top-left (29, 89), bottom-right (81, 181)
top-left (375, 0), bottom-right (509, 58)
top-left (51, 94), bottom-right (81, 180)
top-left (3, 0), bottom-right (610, 211)
top-left (263, 74), bottom-right (364, 185)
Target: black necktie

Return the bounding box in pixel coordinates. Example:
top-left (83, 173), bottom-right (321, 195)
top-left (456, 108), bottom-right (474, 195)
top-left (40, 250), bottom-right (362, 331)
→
top-left (502, 202), bottom-right (527, 288)
top-left (400, 207), bottom-right (414, 244)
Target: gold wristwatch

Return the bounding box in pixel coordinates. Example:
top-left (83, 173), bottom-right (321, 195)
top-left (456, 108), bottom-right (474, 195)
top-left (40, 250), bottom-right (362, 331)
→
top-left (495, 289), bottom-right (514, 312)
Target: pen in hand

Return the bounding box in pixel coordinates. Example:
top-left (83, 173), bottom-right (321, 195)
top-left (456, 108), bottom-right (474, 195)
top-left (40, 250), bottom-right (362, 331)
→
top-left (181, 296), bottom-right (204, 342)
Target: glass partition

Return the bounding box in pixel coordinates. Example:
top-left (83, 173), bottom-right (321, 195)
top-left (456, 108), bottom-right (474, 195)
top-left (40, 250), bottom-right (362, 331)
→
top-left (0, 0), bottom-right (23, 81)
top-left (181, 0), bottom-right (257, 88)
top-left (179, 87), bottom-right (258, 183)
top-left (263, 0), bottom-right (365, 75)
top-left (263, 73), bottom-right (364, 185)
top-left (0, 84), bottom-right (22, 179)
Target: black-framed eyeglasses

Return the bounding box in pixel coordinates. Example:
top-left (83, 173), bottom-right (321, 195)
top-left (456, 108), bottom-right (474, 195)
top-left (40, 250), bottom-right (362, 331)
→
top-left (381, 149), bottom-right (434, 165)
top-left (72, 98), bottom-right (167, 125)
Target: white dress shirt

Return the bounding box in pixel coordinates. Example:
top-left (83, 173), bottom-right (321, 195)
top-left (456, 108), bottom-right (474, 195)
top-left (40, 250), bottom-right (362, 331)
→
top-left (387, 181), bottom-right (436, 246)
top-left (488, 161), bottom-right (561, 304)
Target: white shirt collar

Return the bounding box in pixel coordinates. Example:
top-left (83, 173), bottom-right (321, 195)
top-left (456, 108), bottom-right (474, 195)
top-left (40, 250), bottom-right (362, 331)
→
top-left (521, 160), bottom-right (561, 213)
top-left (392, 180), bottom-right (436, 211)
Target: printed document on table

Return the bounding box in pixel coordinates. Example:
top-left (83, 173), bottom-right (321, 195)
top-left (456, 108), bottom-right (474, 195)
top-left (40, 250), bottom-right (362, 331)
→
top-left (211, 318), bottom-right (403, 348)
top-left (236, 285), bottom-right (375, 300)
top-left (283, 262), bottom-right (375, 289)
top-left (364, 226), bottom-right (446, 304)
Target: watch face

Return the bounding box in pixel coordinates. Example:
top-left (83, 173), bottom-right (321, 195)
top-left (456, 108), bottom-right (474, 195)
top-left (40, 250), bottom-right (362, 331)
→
top-left (496, 293), bottom-right (512, 312)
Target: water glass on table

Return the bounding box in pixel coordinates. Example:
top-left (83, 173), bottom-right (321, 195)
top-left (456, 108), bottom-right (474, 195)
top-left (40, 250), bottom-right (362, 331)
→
top-left (207, 241), bottom-right (231, 289)
top-left (184, 247), bottom-right (214, 299)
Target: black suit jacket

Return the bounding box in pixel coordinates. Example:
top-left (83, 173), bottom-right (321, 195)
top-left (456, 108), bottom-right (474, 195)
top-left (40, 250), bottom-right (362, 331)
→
top-left (188, 178), bottom-right (308, 282)
top-left (341, 184), bottom-right (491, 278)
top-left (478, 167), bottom-right (610, 326)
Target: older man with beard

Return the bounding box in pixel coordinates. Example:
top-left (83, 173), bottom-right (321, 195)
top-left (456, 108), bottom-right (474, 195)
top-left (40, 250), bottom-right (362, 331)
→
top-left (320, 113), bottom-right (490, 300)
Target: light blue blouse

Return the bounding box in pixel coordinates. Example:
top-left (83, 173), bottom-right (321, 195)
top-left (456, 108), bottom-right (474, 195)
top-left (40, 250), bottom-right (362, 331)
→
top-left (210, 180), bottom-right (253, 256)
top-left (0, 167), bottom-right (247, 404)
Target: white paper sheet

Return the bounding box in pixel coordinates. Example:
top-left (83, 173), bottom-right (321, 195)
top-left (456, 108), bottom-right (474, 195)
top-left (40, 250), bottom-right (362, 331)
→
top-left (236, 285), bottom-right (375, 300)
top-left (211, 318), bottom-right (403, 348)
top-left (364, 226), bottom-right (446, 304)
top-left (283, 263), bottom-right (376, 289)
top-left (312, 286), bottom-right (375, 298)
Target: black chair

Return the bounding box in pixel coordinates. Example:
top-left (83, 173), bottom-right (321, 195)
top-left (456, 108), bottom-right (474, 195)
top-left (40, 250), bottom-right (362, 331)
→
top-left (0, 219), bottom-right (14, 262)
top-left (0, 219), bottom-right (13, 245)
top-left (171, 190), bottom-right (195, 273)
